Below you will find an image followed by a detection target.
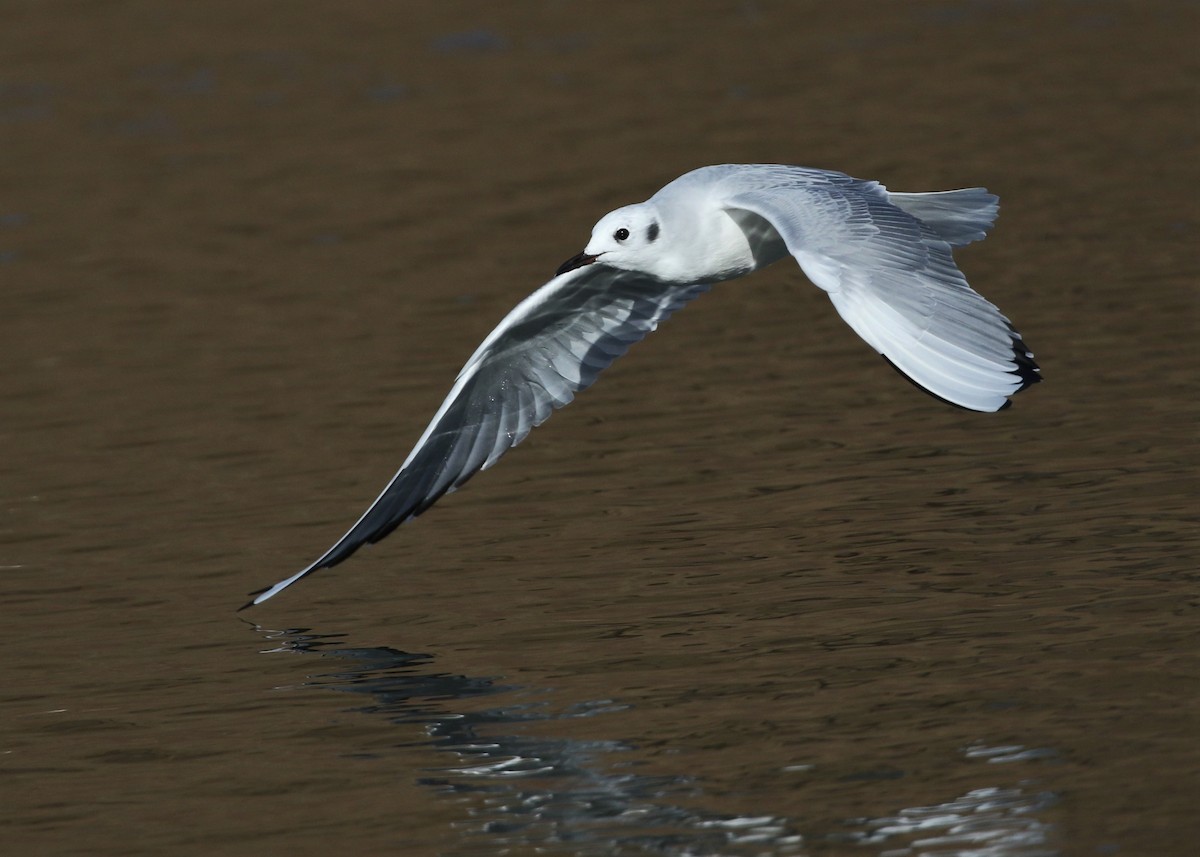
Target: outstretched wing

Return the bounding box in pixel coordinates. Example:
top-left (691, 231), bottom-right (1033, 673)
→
top-left (243, 265), bottom-right (710, 607)
top-left (716, 166), bottom-right (1039, 412)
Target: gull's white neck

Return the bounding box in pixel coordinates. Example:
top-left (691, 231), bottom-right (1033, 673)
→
top-left (650, 190), bottom-right (786, 284)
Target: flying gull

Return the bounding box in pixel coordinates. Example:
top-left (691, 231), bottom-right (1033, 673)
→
top-left (242, 164), bottom-right (1040, 607)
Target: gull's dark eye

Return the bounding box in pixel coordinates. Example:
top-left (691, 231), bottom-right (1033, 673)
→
top-left (613, 227), bottom-right (630, 242)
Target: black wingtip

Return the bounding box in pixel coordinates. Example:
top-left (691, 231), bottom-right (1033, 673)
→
top-left (1007, 327), bottom-right (1043, 392)
top-left (881, 325), bottom-right (1043, 412)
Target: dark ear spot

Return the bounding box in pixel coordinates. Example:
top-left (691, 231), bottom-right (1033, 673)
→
top-left (646, 221), bottom-right (660, 242)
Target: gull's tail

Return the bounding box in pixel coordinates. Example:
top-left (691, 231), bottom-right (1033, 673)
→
top-left (886, 188), bottom-right (999, 247)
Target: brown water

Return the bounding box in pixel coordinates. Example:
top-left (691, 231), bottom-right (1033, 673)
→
top-left (2, 2), bottom-right (1197, 855)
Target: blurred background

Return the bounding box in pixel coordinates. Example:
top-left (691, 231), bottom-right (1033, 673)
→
top-left (1, 2), bottom-right (1196, 855)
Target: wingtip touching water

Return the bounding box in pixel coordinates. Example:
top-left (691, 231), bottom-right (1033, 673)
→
top-left (241, 163), bottom-right (1041, 608)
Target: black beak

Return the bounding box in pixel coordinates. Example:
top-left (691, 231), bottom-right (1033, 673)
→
top-left (555, 251), bottom-right (598, 277)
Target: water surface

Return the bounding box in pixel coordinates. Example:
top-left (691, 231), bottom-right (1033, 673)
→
top-left (1, 2), bottom-right (1196, 855)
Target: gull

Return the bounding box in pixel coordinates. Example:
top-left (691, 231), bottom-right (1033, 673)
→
top-left (242, 164), bottom-right (1040, 608)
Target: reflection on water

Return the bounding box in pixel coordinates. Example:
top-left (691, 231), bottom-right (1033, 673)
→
top-left (845, 782), bottom-right (1057, 856)
top-left (253, 626), bottom-right (1058, 856)
top-left (258, 626), bottom-right (803, 854)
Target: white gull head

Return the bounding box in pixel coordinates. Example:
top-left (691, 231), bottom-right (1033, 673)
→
top-left (557, 203), bottom-right (671, 278)
top-left (559, 191), bottom-right (765, 284)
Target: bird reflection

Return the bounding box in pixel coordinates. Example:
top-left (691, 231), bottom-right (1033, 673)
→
top-left (252, 626), bottom-right (1056, 856)
top-left (255, 626), bottom-right (802, 854)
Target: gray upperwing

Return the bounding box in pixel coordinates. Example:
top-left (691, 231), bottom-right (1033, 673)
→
top-left (719, 172), bottom-right (1038, 412)
top-left (242, 265), bottom-right (710, 607)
